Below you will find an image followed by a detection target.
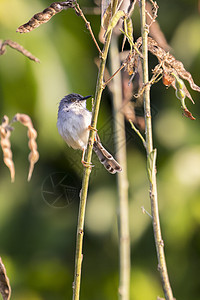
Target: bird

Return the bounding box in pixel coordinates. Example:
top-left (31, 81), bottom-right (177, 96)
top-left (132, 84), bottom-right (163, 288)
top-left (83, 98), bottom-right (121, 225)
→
top-left (57, 93), bottom-right (122, 174)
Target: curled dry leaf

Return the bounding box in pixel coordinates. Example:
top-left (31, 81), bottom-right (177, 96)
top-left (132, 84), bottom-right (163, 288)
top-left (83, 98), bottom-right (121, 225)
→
top-left (0, 39), bottom-right (40, 63)
top-left (0, 116), bottom-right (15, 182)
top-left (134, 37), bottom-right (200, 105)
top-left (13, 114), bottom-right (39, 181)
top-left (17, 1), bottom-right (74, 33)
top-left (0, 257), bottom-right (11, 300)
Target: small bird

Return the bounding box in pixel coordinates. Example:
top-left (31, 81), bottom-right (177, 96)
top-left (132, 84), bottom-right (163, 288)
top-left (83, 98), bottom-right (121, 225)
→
top-left (57, 93), bottom-right (122, 174)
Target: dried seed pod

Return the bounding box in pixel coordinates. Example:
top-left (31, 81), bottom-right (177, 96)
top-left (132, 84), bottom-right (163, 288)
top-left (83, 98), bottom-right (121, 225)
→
top-left (183, 108), bottom-right (195, 120)
top-left (27, 128), bottom-right (39, 181)
top-left (175, 88), bottom-right (185, 101)
top-left (171, 73), bottom-right (196, 120)
top-left (173, 73), bottom-right (185, 91)
top-left (17, 1), bottom-right (74, 33)
top-left (0, 116), bottom-right (15, 182)
top-left (0, 39), bottom-right (40, 62)
top-left (162, 73), bottom-right (173, 87)
top-left (13, 114), bottom-right (39, 181)
top-left (172, 72), bottom-right (186, 101)
top-left (0, 257), bottom-right (11, 300)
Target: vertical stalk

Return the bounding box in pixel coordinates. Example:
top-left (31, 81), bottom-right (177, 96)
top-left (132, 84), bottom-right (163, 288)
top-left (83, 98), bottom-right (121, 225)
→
top-left (139, 0), bottom-right (174, 299)
top-left (72, 1), bottom-right (118, 299)
top-left (110, 35), bottom-right (130, 300)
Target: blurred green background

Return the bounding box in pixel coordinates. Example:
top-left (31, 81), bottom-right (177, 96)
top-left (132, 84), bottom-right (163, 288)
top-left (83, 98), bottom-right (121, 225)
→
top-left (0, 0), bottom-right (200, 299)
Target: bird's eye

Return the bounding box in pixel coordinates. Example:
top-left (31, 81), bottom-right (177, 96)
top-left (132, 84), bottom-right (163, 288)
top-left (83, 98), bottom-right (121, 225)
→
top-left (71, 98), bottom-right (76, 102)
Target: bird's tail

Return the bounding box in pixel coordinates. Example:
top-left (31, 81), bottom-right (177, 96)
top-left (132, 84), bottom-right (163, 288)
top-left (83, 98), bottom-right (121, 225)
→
top-left (93, 134), bottom-right (122, 174)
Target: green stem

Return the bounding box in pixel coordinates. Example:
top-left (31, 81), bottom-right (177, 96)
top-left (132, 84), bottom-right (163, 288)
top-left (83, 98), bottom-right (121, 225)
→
top-left (129, 120), bottom-right (146, 148)
top-left (139, 1), bottom-right (174, 299)
top-left (72, 1), bottom-right (118, 299)
top-left (110, 34), bottom-right (130, 300)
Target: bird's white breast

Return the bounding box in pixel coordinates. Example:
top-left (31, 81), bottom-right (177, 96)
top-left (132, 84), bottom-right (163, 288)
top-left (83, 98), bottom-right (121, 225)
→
top-left (57, 105), bottom-right (92, 150)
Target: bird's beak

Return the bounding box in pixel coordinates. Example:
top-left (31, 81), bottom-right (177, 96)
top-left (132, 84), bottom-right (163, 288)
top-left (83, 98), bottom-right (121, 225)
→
top-left (81, 95), bottom-right (92, 101)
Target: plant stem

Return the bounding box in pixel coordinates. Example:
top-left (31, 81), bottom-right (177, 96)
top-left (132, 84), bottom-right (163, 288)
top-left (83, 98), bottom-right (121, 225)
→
top-left (139, 1), bottom-right (174, 299)
top-left (129, 119), bottom-right (146, 148)
top-left (72, 1), bottom-right (118, 299)
top-left (75, 3), bottom-right (102, 54)
top-left (110, 34), bottom-right (130, 300)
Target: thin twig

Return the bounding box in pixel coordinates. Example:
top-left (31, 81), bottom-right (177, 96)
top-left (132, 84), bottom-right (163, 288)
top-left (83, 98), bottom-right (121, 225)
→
top-left (110, 34), bottom-right (130, 300)
top-left (120, 29), bottom-right (143, 58)
top-left (75, 3), bottom-right (102, 54)
top-left (72, 1), bottom-right (118, 299)
top-left (104, 63), bottom-right (126, 86)
top-left (140, 1), bottom-right (174, 299)
top-left (146, 0), bottom-right (159, 29)
top-left (121, 0), bottom-right (137, 51)
top-left (129, 119), bottom-right (146, 148)
top-left (127, 0), bottom-right (137, 17)
top-left (104, 51), bottom-right (137, 87)
top-left (141, 206), bottom-right (153, 218)
top-left (133, 64), bottom-right (163, 98)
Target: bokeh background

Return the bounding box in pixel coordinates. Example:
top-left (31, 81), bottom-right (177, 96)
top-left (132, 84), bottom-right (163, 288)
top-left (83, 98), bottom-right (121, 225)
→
top-left (0, 0), bottom-right (200, 299)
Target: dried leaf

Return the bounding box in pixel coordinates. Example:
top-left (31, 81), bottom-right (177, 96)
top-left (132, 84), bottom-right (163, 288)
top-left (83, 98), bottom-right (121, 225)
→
top-left (136, 37), bottom-right (200, 103)
top-left (0, 39), bottom-right (40, 62)
top-left (0, 116), bottom-right (15, 182)
top-left (17, 1), bottom-right (74, 33)
top-left (0, 257), bottom-right (11, 300)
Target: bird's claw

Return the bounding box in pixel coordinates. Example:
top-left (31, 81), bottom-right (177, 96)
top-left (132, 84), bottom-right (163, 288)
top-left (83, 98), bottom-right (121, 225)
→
top-left (88, 125), bottom-right (97, 132)
top-left (81, 160), bottom-right (94, 169)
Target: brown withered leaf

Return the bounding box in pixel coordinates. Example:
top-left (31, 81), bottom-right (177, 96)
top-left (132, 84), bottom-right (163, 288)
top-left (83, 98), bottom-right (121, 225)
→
top-left (17, 1), bottom-right (74, 33)
top-left (0, 39), bottom-right (40, 62)
top-left (0, 258), bottom-right (11, 300)
top-left (136, 37), bottom-right (200, 103)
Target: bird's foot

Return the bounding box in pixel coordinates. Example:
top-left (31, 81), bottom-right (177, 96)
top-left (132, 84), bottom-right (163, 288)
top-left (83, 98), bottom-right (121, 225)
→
top-left (81, 160), bottom-right (94, 169)
top-left (88, 125), bottom-right (97, 132)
